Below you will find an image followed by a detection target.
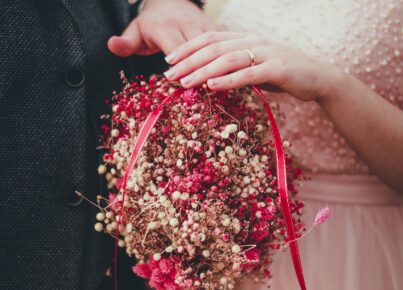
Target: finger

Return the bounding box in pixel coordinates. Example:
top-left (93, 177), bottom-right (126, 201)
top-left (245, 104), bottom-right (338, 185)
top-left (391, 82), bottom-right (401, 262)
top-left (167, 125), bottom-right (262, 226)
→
top-left (206, 64), bottom-right (268, 91)
top-left (108, 19), bottom-right (144, 57)
top-left (180, 50), bottom-right (251, 88)
top-left (164, 38), bottom-right (260, 80)
top-left (153, 27), bottom-right (187, 55)
top-left (108, 36), bottom-right (141, 57)
top-left (165, 31), bottom-right (247, 64)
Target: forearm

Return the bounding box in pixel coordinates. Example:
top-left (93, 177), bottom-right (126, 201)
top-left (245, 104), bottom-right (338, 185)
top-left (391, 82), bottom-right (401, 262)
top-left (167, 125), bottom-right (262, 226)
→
top-left (318, 68), bottom-right (403, 192)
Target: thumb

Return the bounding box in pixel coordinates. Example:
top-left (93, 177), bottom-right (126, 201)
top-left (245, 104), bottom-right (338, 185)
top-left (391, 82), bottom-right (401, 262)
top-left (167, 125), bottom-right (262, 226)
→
top-left (108, 19), bottom-right (144, 57)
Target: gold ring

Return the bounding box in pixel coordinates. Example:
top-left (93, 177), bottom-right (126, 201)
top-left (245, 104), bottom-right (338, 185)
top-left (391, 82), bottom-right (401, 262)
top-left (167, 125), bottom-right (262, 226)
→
top-left (244, 49), bottom-right (256, 66)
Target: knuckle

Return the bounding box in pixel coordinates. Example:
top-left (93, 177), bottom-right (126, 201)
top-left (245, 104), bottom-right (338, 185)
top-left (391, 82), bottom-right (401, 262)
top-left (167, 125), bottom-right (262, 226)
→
top-left (204, 63), bottom-right (219, 76)
top-left (176, 47), bottom-right (186, 56)
top-left (177, 60), bottom-right (192, 72)
top-left (209, 43), bottom-right (223, 54)
top-left (197, 66), bottom-right (208, 76)
top-left (181, 59), bottom-right (193, 69)
top-left (203, 31), bottom-right (217, 43)
top-left (206, 62), bottom-right (219, 73)
top-left (178, 41), bottom-right (191, 51)
top-left (226, 75), bottom-right (234, 85)
top-left (244, 68), bottom-right (255, 79)
top-left (223, 52), bottom-right (239, 63)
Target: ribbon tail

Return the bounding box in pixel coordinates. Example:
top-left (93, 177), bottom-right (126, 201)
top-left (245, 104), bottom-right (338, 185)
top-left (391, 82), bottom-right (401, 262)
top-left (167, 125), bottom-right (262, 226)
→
top-left (252, 86), bottom-right (307, 290)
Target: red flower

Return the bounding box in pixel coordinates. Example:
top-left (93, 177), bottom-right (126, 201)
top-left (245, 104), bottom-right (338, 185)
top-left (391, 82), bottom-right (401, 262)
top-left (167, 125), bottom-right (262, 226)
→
top-left (133, 257), bottom-right (181, 290)
top-left (163, 281), bottom-right (181, 290)
top-left (159, 258), bottom-right (174, 274)
top-left (250, 222), bottom-right (269, 243)
top-left (245, 248), bottom-right (261, 263)
top-left (150, 268), bottom-right (165, 284)
top-left (132, 263), bottom-right (152, 279)
top-left (182, 89), bottom-right (199, 106)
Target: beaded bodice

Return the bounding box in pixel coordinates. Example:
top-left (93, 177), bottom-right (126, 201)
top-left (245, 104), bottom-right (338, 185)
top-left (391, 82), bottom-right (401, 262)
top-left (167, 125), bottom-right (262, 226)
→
top-left (217, 0), bottom-right (403, 173)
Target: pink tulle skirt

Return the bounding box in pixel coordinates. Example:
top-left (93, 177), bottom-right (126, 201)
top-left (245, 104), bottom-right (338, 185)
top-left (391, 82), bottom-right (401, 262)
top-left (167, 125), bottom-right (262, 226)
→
top-left (238, 174), bottom-right (403, 290)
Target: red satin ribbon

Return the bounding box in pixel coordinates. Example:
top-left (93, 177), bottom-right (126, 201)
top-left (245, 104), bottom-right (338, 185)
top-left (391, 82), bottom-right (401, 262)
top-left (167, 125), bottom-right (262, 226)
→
top-left (252, 86), bottom-right (306, 290)
top-left (114, 85), bottom-right (306, 290)
top-left (113, 95), bottom-right (174, 290)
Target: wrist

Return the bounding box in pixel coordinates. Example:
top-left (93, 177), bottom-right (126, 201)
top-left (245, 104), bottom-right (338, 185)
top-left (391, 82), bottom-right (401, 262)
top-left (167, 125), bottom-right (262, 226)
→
top-left (315, 64), bottom-right (350, 108)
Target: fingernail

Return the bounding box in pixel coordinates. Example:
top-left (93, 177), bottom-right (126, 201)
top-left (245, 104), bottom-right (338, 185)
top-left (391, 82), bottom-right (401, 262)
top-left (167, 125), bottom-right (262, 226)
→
top-left (180, 76), bottom-right (193, 87)
top-left (165, 52), bottom-right (177, 64)
top-left (164, 69), bottom-right (176, 79)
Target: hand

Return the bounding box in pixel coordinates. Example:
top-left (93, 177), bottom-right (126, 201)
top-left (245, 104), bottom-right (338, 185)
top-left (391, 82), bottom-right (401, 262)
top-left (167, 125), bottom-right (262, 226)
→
top-left (164, 32), bottom-right (341, 102)
top-left (108, 0), bottom-right (214, 57)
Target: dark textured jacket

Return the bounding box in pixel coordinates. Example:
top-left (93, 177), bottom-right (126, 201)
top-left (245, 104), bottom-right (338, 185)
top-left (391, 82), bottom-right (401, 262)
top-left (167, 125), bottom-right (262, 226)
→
top-left (0, 1), bottom-right (168, 289)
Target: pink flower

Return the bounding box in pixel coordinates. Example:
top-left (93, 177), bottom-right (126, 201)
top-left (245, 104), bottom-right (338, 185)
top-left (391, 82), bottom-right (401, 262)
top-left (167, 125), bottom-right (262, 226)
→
top-left (133, 257), bottom-right (181, 290)
top-left (182, 89), bottom-right (199, 106)
top-left (159, 258), bottom-right (174, 274)
top-left (314, 207), bottom-right (331, 226)
top-left (150, 268), bottom-right (165, 284)
top-left (108, 192), bottom-right (117, 203)
top-left (132, 263), bottom-right (152, 279)
top-left (149, 279), bottom-right (163, 290)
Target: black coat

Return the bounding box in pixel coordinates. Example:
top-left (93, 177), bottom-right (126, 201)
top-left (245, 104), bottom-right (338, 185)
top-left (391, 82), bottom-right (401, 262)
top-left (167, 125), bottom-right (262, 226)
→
top-left (0, 1), bottom-right (167, 289)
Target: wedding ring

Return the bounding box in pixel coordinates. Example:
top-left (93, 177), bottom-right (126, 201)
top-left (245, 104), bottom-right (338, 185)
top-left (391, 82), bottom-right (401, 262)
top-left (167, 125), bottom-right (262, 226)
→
top-left (244, 49), bottom-right (256, 67)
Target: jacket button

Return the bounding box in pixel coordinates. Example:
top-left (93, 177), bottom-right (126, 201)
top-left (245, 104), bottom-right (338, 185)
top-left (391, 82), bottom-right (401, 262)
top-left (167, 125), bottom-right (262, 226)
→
top-left (65, 190), bottom-right (84, 207)
top-left (65, 67), bottom-right (86, 88)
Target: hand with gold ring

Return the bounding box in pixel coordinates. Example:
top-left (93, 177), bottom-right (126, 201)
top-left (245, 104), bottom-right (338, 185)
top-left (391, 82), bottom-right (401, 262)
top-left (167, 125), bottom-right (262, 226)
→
top-left (163, 31), bottom-right (341, 102)
top-left (163, 31), bottom-right (403, 192)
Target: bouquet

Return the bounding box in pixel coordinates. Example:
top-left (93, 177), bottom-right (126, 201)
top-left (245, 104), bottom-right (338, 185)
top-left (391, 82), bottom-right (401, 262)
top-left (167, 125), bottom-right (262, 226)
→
top-left (92, 72), bottom-right (325, 290)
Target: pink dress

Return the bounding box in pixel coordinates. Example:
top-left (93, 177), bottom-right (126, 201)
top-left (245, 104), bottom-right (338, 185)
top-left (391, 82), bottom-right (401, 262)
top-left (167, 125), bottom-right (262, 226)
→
top-left (215, 0), bottom-right (403, 289)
